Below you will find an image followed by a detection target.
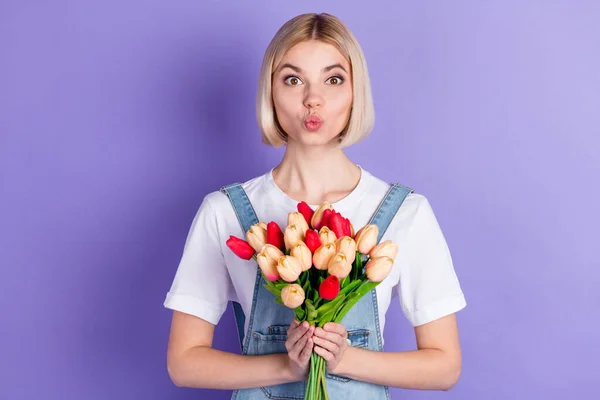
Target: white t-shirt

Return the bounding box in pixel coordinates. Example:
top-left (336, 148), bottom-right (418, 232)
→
top-left (163, 166), bottom-right (466, 344)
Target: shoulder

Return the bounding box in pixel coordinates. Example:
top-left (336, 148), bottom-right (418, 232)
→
top-left (362, 170), bottom-right (442, 239)
top-left (363, 169), bottom-right (427, 215)
top-left (199, 172), bottom-right (267, 221)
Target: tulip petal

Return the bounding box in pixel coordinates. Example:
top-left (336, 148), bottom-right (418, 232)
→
top-left (226, 235), bottom-right (255, 260)
top-left (297, 201), bottom-right (315, 228)
top-left (267, 221), bottom-right (285, 250)
top-left (319, 275), bottom-right (340, 300)
top-left (305, 229), bottom-right (322, 253)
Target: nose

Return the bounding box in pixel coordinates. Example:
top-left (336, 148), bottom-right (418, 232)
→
top-left (303, 84), bottom-right (324, 109)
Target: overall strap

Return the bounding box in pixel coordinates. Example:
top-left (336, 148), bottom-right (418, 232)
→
top-left (220, 183), bottom-right (260, 233)
top-left (220, 182), bottom-right (260, 351)
top-left (365, 182), bottom-right (414, 373)
top-left (368, 183), bottom-right (414, 243)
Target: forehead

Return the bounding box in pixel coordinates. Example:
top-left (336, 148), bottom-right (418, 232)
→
top-left (278, 40), bottom-right (350, 71)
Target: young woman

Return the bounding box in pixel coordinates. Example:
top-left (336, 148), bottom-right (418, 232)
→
top-left (164, 13), bottom-right (466, 399)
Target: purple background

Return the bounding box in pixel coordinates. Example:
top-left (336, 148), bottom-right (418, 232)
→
top-left (2, 1), bottom-right (598, 399)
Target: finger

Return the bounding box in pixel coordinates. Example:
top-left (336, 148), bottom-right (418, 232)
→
top-left (299, 337), bottom-right (314, 363)
top-left (314, 327), bottom-right (343, 344)
top-left (313, 345), bottom-right (334, 362)
top-left (324, 322), bottom-right (346, 336)
top-left (296, 325), bottom-right (314, 348)
top-left (287, 321), bottom-right (310, 344)
top-left (286, 319), bottom-right (299, 335)
top-left (313, 335), bottom-right (340, 354)
top-left (290, 325), bottom-right (314, 356)
top-left (286, 322), bottom-right (306, 352)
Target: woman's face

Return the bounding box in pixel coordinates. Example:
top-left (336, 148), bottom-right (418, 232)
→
top-left (272, 40), bottom-right (353, 147)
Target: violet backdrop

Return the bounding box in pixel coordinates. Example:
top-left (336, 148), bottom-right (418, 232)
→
top-left (1, 1), bottom-right (598, 399)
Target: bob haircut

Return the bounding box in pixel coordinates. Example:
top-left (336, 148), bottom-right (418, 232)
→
top-left (257, 13), bottom-right (375, 149)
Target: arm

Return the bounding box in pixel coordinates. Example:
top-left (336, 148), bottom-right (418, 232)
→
top-left (167, 310), bottom-right (299, 389)
top-left (333, 313), bottom-right (462, 391)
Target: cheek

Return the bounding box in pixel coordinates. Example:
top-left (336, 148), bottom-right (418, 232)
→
top-left (273, 87), bottom-right (299, 118)
top-left (327, 87), bottom-right (353, 115)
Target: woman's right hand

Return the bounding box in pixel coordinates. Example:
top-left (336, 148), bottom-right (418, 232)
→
top-left (285, 319), bottom-right (315, 381)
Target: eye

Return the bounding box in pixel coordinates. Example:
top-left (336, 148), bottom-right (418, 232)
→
top-left (326, 76), bottom-right (344, 85)
top-left (284, 76), bottom-right (303, 86)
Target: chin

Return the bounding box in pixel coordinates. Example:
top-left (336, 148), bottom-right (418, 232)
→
top-left (294, 133), bottom-right (339, 147)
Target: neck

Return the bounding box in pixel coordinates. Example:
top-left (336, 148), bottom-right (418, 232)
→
top-left (272, 141), bottom-right (361, 205)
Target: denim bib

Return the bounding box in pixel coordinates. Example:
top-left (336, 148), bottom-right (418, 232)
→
top-left (220, 182), bottom-right (413, 400)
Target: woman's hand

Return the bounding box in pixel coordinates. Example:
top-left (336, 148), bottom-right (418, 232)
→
top-left (285, 319), bottom-right (315, 381)
top-left (312, 322), bottom-right (350, 374)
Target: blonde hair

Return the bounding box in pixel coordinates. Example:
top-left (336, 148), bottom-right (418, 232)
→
top-left (257, 13), bottom-right (375, 148)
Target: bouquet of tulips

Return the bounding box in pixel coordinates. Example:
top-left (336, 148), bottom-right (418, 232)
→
top-left (226, 201), bottom-right (398, 400)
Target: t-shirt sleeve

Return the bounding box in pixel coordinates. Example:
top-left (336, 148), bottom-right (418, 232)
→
top-left (398, 195), bottom-right (466, 327)
top-left (163, 195), bottom-right (234, 325)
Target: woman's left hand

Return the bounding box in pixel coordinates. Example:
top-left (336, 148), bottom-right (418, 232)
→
top-left (312, 322), bottom-right (350, 374)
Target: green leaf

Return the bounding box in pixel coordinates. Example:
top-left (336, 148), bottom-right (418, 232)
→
top-left (274, 282), bottom-right (288, 290)
top-left (293, 306), bottom-right (305, 321)
top-left (263, 284), bottom-right (281, 297)
top-left (333, 281), bottom-right (382, 323)
top-left (316, 293), bottom-right (346, 325)
top-left (339, 279), bottom-right (362, 297)
top-left (353, 251), bottom-right (362, 281)
top-left (302, 275), bottom-right (310, 294)
top-left (314, 297), bottom-right (322, 309)
top-left (305, 299), bottom-right (318, 323)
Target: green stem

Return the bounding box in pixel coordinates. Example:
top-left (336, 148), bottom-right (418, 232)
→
top-left (321, 356), bottom-right (329, 400)
top-left (310, 353), bottom-right (317, 399)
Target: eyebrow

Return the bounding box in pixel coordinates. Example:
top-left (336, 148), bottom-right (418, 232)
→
top-left (278, 63), bottom-right (348, 74)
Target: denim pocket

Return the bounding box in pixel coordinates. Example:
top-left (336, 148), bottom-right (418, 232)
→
top-left (253, 324), bottom-right (306, 399)
top-left (325, 328), bottom-right (370, 383)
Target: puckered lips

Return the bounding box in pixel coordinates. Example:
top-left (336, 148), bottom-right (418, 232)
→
top-left (303, 113), bottom-right (324, 132)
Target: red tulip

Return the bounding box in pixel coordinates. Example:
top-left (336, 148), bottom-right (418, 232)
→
top-left (226, 235), bottom-right (255, 260)
top-left (305, 229), bottom-right (322, 253)
top-left (319, 275), bottom-right (340, 300)
top-left (342, 217), bottom-right (352, 237)
top-left (297, 201), bottom-right (315, 228)
top-left (329, 212), bottom-right (346, 239)
top-left (267, 221), bottom-right (285, 250)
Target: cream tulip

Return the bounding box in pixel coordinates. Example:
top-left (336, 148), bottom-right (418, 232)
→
top-left (288, 212), bottom-right (309, 235)
top-left (318, 226), bottom-right (337, 245)
top-left (311, 201), bottom-right (333, 229)
top-left (256, 244), bottom-right (284, 281)
top-left (369, 240), bottom-right (399, 261)
top-left (281, 284), bottom-right (305, 309)
top-left (256, 254), bottom-right (280, 281)
top-left (312, 243), bottom-right (337, 270)
top-left (335, 236), bottom-right (356, 264)
top-left (276, 255), bottom-right (303, 282)
top-left (246, 223), bottom-right (267, 253)
top-left (327, 252), bottom-right (352, 279)
top-left (291, 241), bottom-right (312, 271)
top-left (284, 224), bottom-right (305, 250)
top-left (365, 256), bottom-right (394, 282)
top-left (354, 224), bottom-right (379, 255)
top-left (261, 243), bottom-right (284, 260)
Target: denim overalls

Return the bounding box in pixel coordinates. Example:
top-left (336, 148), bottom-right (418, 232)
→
top-left (220, 182), bottom-right (414, 400)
